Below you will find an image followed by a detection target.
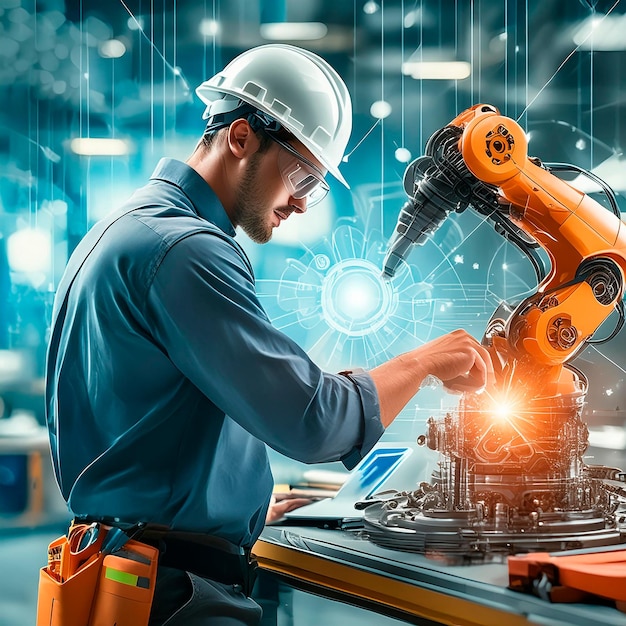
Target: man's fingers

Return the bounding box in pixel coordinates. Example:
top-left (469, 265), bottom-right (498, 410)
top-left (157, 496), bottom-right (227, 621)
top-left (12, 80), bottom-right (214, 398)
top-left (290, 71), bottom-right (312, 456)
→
top-left (443, 372), bottom-right (485, 393)
top-left (442, 347), bottom-right (492, 393)
top-left (265, 497), bottom-right (314, 524)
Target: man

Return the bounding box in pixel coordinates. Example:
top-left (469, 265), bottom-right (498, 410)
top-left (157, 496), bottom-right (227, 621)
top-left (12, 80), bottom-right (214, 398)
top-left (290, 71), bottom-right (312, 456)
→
top-left (45, 44), bottom-right (493, 625)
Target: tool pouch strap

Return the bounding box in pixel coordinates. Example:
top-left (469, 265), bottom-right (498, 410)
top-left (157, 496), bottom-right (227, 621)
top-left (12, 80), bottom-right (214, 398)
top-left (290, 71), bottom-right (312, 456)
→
top-left (77, 518), bottom-right (258, 596)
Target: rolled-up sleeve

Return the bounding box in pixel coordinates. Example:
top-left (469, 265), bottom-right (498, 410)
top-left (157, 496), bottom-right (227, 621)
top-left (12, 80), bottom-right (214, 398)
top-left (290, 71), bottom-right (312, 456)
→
top-left (337, 368), bottom-right (383, 469)
top-left (144, 230), bottom-right (384, 468)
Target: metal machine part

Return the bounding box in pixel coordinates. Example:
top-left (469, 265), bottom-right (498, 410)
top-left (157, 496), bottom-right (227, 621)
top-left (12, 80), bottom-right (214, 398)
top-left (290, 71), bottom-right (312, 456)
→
top-left (364, 390), bottom-right (626, 555)
top-left (367, 104), bottom-right (626, 555)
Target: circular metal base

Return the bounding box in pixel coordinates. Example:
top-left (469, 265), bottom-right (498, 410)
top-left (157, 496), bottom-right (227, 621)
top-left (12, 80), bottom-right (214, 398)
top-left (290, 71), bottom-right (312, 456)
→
top-left (363, 500), bottom-right (626, 557)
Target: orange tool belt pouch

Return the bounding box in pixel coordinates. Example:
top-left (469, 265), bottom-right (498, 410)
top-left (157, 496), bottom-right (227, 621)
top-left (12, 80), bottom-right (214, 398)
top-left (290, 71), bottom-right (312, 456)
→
top-left (36, 522), bottom-right (159, 626)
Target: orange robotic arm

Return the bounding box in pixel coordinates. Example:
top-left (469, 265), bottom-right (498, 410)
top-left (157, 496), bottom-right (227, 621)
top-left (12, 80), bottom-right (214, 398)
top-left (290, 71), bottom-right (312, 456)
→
top-left (385, 104), bottom-right (626, 373)
top-left (457, 104), bottom-right (626, 367)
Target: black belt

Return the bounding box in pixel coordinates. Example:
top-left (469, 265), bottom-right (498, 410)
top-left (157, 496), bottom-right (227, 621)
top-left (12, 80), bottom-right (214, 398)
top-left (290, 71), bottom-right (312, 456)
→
top-left (74, 517), bottom-right (258, 596)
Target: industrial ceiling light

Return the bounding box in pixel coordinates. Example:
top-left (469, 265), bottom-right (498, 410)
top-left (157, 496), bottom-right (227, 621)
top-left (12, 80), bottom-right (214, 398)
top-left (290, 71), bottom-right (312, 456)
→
top-left (69, 138), bottom-right (131, 156)
top-left (402, 61), bottom-right (471, 80)
top-left (260, 22), bottom-right (328, 41)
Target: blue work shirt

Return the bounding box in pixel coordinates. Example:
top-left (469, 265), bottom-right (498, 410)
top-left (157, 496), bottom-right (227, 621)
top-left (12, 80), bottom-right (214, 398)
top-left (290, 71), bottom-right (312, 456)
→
top-left (45, 158), bottom-right (383, 548)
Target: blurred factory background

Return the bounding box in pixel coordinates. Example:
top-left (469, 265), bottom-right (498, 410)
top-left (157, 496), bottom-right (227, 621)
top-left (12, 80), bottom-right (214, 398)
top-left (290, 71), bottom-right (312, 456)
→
top-left (2, 0), bottom-right (626, 622)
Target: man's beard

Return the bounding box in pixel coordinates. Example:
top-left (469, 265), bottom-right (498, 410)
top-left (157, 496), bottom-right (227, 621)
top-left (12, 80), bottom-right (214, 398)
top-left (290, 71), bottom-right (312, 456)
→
top-left (231, 152), bottom-right (274, 244)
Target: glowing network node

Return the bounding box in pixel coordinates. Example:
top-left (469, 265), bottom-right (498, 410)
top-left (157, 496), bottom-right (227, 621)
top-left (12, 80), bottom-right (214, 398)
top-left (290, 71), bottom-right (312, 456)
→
top-left (370, 100), bottom-right (392, 119)
top-left (321, 259), bottom-right (395, 337)
top-left (394, 147), bottom-right (412, 163)
top-left (257, 223), bottom-right (439, 369)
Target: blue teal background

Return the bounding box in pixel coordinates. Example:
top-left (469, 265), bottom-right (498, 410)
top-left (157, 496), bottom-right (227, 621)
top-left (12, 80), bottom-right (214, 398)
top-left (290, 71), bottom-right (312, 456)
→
top-left (2, 1), bottom-right (626, 623)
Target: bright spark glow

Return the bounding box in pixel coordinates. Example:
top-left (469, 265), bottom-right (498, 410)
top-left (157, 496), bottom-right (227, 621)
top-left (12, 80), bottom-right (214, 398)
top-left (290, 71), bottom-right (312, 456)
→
top-left (493, 402), bottom-right (514, 419)
top-left (454, 254), bottom-right (464, 264)
top-left (606, 388), bottom-right (614, 396)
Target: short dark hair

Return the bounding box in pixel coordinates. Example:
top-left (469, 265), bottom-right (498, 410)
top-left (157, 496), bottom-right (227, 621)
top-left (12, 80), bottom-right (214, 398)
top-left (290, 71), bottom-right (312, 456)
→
top-left (199, 115), bottom-right (276, 153)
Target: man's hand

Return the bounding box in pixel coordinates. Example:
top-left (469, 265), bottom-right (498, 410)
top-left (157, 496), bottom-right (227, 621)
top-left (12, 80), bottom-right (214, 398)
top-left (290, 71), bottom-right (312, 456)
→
top-left (265, 495), bottom-right (314, 524)
top-left (409, 328), bottom-right (494, 393)
top-left (369, 328), bottom-right (495, 427)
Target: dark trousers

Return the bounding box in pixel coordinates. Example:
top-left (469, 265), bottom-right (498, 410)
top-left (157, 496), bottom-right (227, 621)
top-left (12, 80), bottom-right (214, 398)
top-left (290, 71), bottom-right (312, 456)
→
top-left (149, 566), bottom-right (263, 626)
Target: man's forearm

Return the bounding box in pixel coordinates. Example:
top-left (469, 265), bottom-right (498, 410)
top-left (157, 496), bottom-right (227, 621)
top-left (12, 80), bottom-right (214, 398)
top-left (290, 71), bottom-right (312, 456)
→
top-left (369, 354), bottom-right (427, 427)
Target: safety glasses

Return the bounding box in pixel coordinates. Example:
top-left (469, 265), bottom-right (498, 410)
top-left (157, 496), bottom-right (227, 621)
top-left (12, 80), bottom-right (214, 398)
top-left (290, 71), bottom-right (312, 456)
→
top-left (204, 107), bottom-right (331, 206)
top-left (268, 134), bottom-right (330, 207)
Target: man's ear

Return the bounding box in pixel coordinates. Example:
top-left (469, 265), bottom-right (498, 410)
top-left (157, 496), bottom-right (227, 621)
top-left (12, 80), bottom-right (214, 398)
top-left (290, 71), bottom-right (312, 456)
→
top-left (227, 118), bottom-right (260, 159)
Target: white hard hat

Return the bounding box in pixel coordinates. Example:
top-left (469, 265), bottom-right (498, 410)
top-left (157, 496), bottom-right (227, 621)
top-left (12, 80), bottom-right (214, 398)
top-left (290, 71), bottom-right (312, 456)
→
top-left (195, 44), bottom-right (352, 188)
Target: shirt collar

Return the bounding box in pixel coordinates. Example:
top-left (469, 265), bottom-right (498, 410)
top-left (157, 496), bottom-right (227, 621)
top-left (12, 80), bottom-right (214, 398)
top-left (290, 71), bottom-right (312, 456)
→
top-left (149, 158), bottom-right (236, 237)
